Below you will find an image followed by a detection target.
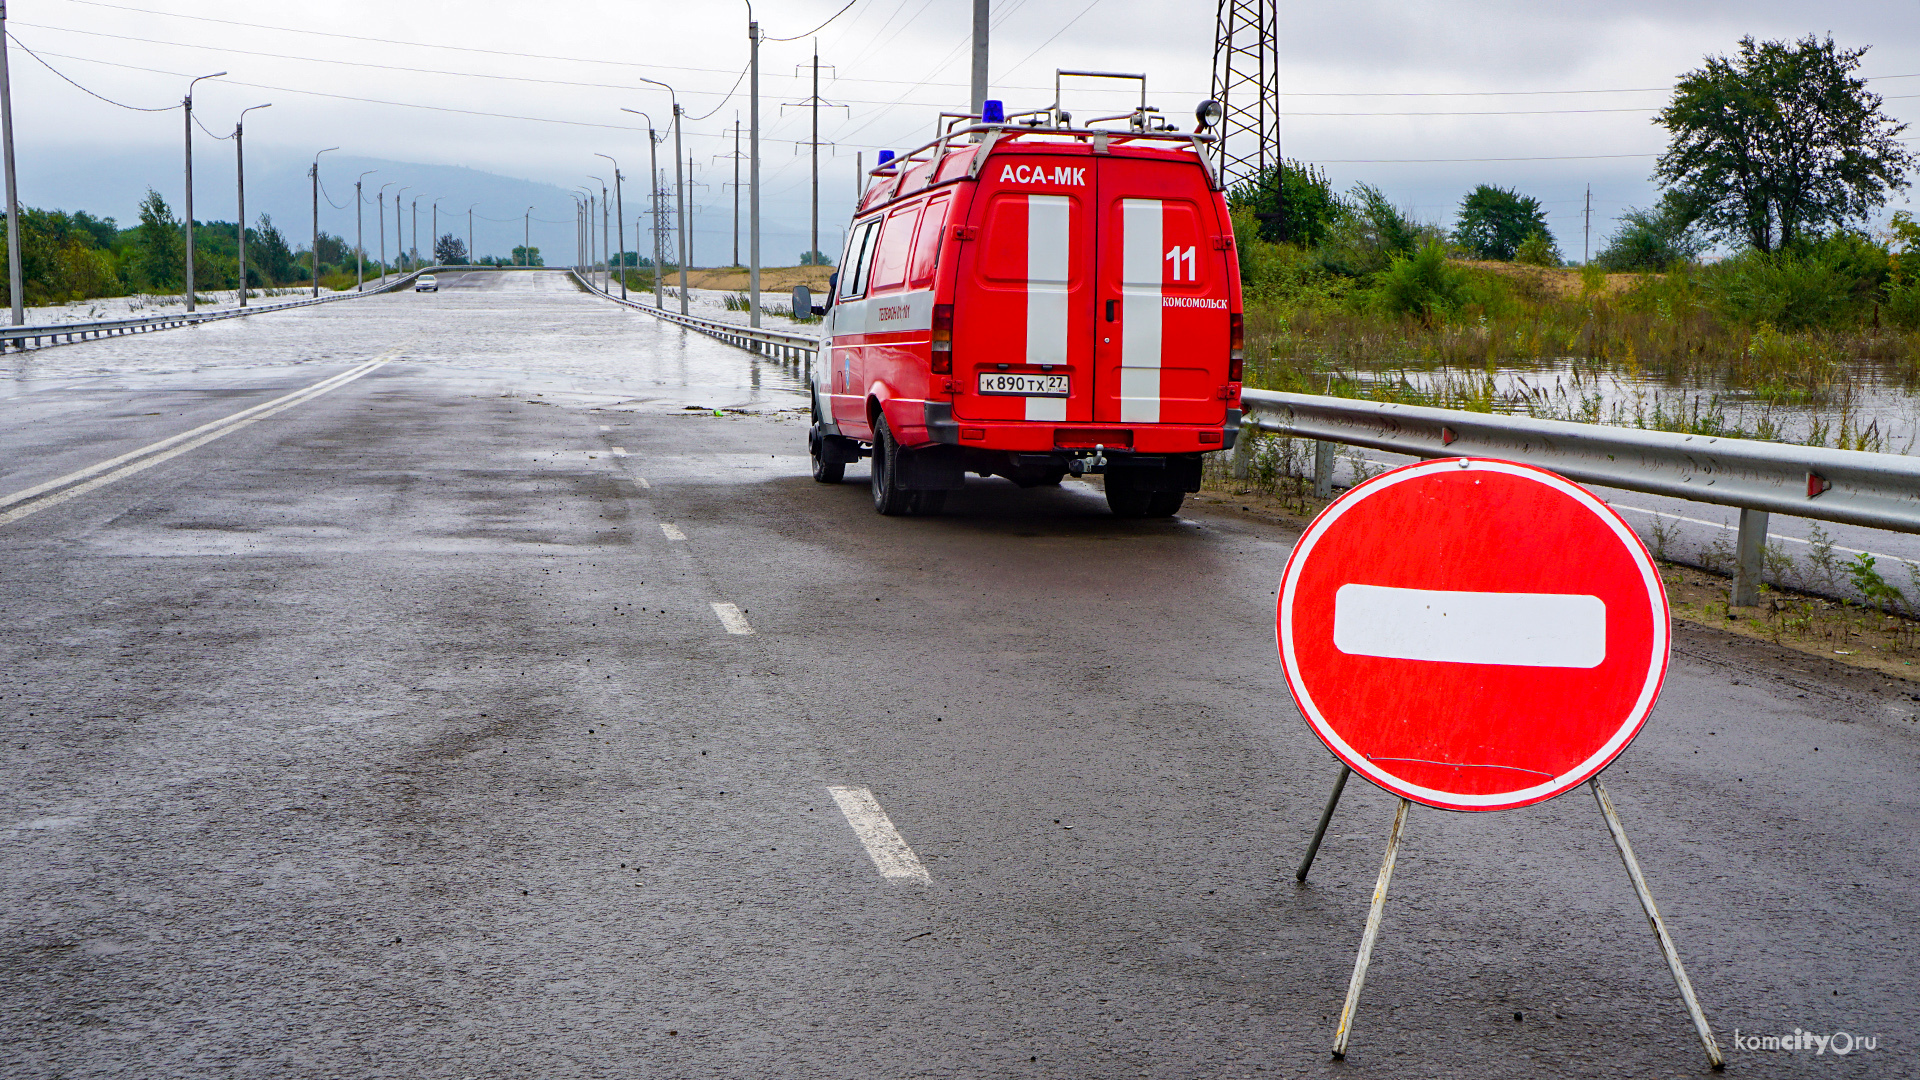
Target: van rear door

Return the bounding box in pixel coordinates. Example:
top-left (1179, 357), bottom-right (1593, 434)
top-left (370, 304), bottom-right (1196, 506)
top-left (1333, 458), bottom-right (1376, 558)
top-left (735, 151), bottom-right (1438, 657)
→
top-left (1091, 155), bottom-right (1232, 426)
top-left (949, 151), bottom-right (1096, 424)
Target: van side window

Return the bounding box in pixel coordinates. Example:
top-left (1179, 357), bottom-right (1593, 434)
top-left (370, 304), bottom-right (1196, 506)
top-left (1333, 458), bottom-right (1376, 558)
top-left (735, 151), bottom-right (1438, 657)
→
top-left (907, 194), bottom-right (950, 288)
top-left (840, 219), bottom-right (880, 299)
top-left (868, 205), bottom-right (919, 292)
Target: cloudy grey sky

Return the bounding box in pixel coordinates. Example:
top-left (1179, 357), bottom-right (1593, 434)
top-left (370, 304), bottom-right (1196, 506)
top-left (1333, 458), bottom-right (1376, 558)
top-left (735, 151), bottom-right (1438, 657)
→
top-left (9, 0), bottom-right (1918, 262)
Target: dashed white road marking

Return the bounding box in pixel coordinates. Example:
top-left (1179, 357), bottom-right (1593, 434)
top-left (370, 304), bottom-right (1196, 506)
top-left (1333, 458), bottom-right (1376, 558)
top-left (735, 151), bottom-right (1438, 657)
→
top-left (612, 446), bottom-right (628, 457)
top-left (827, 786), bottom-right (931, 882)
top-left (0, 357), bottom-right (392, 527)
top-left (710, 602), bottom-right (754, 635)
top-left (660, 522), bottom-right (687, 541)
top-left (599, 424), bottom-right (611, 432)
top-left (634, 477), bottom-right (651, 489)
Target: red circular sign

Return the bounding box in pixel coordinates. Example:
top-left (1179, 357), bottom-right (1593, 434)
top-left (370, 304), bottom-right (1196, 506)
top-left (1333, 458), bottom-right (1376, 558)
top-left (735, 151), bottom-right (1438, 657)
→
top-left (1277, 458), bottom-right (1669, 812)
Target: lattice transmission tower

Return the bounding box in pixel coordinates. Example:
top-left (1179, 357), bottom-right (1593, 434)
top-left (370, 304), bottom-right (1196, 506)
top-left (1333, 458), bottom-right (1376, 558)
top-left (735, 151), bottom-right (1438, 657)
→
top-left (1211, 0), bottom-right (1279, 195)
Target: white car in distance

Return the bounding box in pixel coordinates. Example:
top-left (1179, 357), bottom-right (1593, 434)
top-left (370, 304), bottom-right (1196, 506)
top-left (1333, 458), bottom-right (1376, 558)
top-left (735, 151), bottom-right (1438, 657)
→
top-left (415, 274), bottom-right (438, 293)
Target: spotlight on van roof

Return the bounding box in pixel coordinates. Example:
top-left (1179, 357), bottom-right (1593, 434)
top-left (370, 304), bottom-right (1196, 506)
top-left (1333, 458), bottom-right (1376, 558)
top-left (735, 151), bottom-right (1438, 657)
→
top-left (982, 99), bottom-right (1005, 123)
top-left (877, 149), bottom-right (895, 166)
top-left (1196, 99), bottom-right (1224, 131)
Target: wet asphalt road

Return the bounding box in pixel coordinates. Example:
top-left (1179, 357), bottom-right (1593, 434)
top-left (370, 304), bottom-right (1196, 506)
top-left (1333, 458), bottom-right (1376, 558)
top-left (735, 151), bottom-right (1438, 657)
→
top-left (2, 270), bottom-right (1916, 1079)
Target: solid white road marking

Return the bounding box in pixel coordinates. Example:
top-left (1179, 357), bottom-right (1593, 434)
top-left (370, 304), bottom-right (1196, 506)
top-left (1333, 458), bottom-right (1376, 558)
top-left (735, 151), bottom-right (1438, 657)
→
top-left (827, 786), bottom-right (931, 882)
top-left (1333, 583), bottom-right (1607, 668)
top-left (0, 358), bottom-right (392, 528)
top-left (710, 602), bottom-right (753, 635)
top-left (660, 522), bottom-right (687, 541)
top-left (612, 446), bottom-right (628, 457)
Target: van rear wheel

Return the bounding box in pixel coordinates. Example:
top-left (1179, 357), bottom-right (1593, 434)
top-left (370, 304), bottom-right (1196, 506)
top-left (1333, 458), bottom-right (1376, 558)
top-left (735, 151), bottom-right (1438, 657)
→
top-left (870, 417), bottom-right (913, 516)
top-left (1145, 491), bottom-right (1184, 517)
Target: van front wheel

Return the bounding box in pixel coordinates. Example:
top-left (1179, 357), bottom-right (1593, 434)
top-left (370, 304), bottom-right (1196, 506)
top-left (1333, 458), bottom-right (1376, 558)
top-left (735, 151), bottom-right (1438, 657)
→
top-left (809, 428), bottom-right (846, 484)
top-left (870, 417), bottom-right (913, 516)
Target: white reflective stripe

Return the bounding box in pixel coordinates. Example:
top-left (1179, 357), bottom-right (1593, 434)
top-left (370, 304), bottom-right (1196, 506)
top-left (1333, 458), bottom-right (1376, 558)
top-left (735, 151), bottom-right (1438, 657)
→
top-left (1024, 396), bottom-right (1066, 421)
top-left (1025, 195), bottom-right (1071, 367)
top-left (1119, 199), bottom-right (1162, 423)
top-left (828, 288), bottom-right (936, 336)
top-left (1332, 584), bottom-right (1608, 668)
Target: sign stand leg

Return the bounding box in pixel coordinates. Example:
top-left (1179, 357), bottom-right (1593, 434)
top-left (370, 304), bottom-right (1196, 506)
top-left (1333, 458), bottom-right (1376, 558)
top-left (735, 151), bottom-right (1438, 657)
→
top-left (1589, 779), bottom-right (1725, 1072)
top-left (1331, 797), bottom-right (1409, 1060)
top-left (1296, 764), bottom-right (1351, 882)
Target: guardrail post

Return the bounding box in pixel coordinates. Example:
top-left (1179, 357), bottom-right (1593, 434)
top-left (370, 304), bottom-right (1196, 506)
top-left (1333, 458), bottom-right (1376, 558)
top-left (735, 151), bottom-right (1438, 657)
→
top-left (1732, 507), bottom-right (1768, 607)
top-left (1312, 440), bottom-right (1336, 499)
top-left (1231, 426), bottom-right (1254, 480)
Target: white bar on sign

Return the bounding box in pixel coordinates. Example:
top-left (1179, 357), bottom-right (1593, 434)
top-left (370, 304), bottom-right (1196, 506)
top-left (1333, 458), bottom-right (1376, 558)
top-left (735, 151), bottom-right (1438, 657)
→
top-left (1332, 584), bottom-right (1606, 668)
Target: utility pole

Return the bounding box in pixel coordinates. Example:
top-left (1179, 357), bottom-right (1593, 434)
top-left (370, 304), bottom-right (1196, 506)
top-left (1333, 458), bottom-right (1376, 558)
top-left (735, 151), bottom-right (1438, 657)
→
top-left (623, 110), bottom-right (667, 306)
top-left (785, 44), bottom-right (845, 267)
top-left (970, 0), bottom-right (989, 118)
top-left (1584, 184), bottom-right (1592, 265)
top-left (523, 206), bottom-right (533, 266)
top-left (431, 199), bottom-right (439, 265)
top-left (411, 196), bottom-right (420, 270)
top-left (183, 71), bottom-right (227, 311)
top-left (712, 114), bottom-right (745, 268)
top-left (748, 18), bottom-right (761, 329)
top-left (355, 170), bottom-right (375, 290)
top-left (467, 204), bottom-right (474, 269)
top-left (311, 146), bottom-right (336, 298)
top-left (234, 103), bottom-right (269, 306)
top-left (0, 1), bottom-right (24, 325)
top-left (377, 184), bottom-right (393, 287)
top-left (856, 151), bottom-right (862, 204)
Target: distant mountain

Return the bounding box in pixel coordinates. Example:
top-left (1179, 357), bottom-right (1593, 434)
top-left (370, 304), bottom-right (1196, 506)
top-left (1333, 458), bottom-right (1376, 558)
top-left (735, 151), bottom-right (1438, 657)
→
top-left (16, 145), bottom-right (826, 267)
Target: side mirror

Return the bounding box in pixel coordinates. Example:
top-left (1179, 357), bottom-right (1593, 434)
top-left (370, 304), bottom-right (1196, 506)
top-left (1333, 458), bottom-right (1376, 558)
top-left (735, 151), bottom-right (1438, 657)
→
top-left (792, 284), bottom-right (813, 319)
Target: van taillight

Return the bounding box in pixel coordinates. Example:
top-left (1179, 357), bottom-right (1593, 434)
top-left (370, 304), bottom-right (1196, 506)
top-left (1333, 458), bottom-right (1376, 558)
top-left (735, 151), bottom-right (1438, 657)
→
top-left (1228, 312), bottom-right (1245, 382)
top-left (931, 303), bottom-right (954, 374)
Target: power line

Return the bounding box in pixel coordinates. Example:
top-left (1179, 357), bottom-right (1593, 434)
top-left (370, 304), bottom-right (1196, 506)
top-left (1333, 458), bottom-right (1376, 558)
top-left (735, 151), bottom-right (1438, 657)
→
top-left (996, 0), bottom-right (1104, 82)
top-left (6, 31), bottom-right (176, 111)
top-left (766, 0), bottom-right (865, 42)
top-left (22, 46), bottom-right (670, 135)
top-left (686, 62), bottom-right (751, 122)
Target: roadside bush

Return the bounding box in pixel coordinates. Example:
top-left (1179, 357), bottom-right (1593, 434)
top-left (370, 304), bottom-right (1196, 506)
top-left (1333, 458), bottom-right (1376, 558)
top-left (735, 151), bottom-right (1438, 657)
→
top-left (1597, 191), bottom-right (1706, 271)
top-left (1514, 229), bottom-right (1562, 267)
top-left (1377, 242), bottom-right (1474, 318)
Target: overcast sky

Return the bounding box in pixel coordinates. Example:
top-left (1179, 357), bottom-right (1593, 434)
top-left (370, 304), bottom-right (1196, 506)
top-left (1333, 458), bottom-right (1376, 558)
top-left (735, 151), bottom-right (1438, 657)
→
top-left (9, 0), bottom-right (1918, 262)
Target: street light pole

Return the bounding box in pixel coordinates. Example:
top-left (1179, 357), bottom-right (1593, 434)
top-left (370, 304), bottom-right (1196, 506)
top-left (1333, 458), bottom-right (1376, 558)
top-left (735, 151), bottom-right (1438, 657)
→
top-left (393, 186), bottom-right (408, 275)
top-left (1, 1), bottom-right (25, 325)
top-left (596, 153), bottom-right (627, 299)
top-left (355, 169), bottom-right (375, 291)
top-left (310, 145), bottom-right (337, 298)
top-left (183, 70), bottom-right (227, 312)
top-left (523, 206), bottom-right (533, 266)
top-left (620, 109), bottom-right (667, 308)
top-left (378, 182), bottom-right (395, 286)
top-left (234, 103), bottom-right (270, 306)
top-left (748, 16), bottom-right (761, 329)
top-left (638, 78), bottom-right (690, 317)
top-left (467, 204), bottom-right (475, 267)
top-left (431, 198), bottom-right (441, 266)
top-left (410, 196), bottom-right (420, 271)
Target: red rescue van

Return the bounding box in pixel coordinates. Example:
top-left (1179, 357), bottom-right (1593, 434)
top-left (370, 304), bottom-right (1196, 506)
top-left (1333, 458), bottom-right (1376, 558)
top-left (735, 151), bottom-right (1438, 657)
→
top-left (808, 77), bottom-right (1244, 517)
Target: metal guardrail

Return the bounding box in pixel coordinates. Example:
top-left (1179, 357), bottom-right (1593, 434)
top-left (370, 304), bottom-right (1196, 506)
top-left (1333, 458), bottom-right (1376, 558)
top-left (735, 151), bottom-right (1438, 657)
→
top-left (0, 265), bottom-right (453, 352)
top-left (1238, 389), bottom-right (1920, 604)
top-left (571, 270), bottom-right (822, 363)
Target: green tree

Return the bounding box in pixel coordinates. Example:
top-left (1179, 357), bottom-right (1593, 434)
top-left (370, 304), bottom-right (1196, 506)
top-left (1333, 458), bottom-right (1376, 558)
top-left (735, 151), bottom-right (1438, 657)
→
top-left (134, 188), bottom-right (184, 291)
top-left (1229, 160), bottom-right (1344, 247)
top-left (1454, 184), bottom-right (1552, 261)
top-left (1596, 190), bottom-right (1707, 271)
top-left (250, 214), bottom-right (296, 285)
top-left (1318, 183), bottom-right (1423, 277)
top-left (434, 233), bottom-right (468, 264)
top-left (1655, 35), bottom-right (1914, 253)
top-left (511, 245), bottom-right (543, 266)
top-left (799, 249), bottom-right (834, 266)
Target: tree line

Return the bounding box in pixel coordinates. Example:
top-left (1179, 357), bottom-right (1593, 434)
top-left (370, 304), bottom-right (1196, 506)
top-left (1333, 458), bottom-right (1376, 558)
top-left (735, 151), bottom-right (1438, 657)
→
top-left (1230, 35), bottom-right (1916, 329)
top-left (0, 187), bottom-right (468, 307)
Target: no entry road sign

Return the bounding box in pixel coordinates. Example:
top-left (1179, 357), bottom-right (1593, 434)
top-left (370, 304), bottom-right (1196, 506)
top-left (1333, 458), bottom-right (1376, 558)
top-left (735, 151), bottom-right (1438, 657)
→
top-left (1277, 457), bottom-right (1670, 812)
